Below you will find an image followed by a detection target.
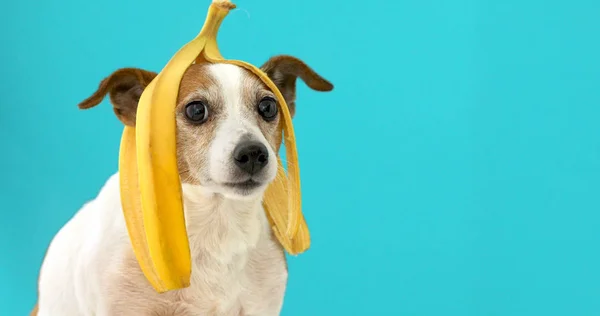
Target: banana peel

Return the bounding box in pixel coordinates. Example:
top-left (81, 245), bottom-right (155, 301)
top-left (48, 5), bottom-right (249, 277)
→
top-left (119, 0), bottom-right (310, 293)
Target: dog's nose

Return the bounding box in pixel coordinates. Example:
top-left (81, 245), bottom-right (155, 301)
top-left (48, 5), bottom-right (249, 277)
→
top-left (233, 141), bottom-right (269, 175)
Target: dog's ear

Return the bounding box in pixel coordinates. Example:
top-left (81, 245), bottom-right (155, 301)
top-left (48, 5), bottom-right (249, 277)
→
top-left (260, 55), bottom-right (333, 117)
top-left (78, 68), bottom-right (157, 126)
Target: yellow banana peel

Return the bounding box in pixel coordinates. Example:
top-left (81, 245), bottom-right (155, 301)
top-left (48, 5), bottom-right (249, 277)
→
top-left (119, 0), bottom-right (310, 293)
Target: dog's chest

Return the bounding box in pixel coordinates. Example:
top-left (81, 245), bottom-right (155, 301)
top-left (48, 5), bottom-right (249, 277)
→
top-left (163, 204), bottom-right (284, 315)
top-left (175, 250), bottom-right (251, 314)
top-left (112, 201), bottom-right (287, 315)
top-left (167, 245), bottom-right (287, 316)
top-left (180, 210), bottom-right (262, 315)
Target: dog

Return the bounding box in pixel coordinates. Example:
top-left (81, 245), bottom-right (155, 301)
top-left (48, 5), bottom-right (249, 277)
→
top-left (32, 55), bottom-right (333, 316)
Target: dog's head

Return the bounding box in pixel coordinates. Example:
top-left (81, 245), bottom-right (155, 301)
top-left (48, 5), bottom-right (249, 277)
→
top-left (79, 55), bottom-right (333, 200)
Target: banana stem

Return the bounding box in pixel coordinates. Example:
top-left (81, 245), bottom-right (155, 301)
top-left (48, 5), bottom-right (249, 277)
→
top-left (212, 0), bottom-right (236, 9)
top-left (196, 0), bottom-right (236, 63)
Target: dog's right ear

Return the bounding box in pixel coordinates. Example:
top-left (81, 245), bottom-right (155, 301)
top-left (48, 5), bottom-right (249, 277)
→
top-left (78, 68), bottom-right (157, 126)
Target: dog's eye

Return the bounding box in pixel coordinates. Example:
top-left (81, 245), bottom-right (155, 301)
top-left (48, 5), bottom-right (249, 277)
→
top-left (185, 101), bottom-right (208, 124)
top-left (257, 97), bottom-right (278, 122)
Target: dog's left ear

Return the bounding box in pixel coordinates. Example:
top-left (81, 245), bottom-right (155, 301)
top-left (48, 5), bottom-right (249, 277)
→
top-left (260, 55), bottom-right (333, 117)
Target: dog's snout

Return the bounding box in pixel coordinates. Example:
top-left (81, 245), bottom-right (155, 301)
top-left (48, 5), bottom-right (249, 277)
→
top-left (233, 141), bottom-right (269, 175)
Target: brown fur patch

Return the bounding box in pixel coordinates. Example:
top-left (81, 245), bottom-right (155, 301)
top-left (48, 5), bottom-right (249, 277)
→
top-left (175, 64), bottom-right (224, 185)
top-left (29, 304), bottom-right (38, 316)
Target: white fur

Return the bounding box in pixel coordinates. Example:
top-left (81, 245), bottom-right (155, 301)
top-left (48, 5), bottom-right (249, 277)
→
top-left (37, 64), bottom-right (288, 316)
top-left (205, 64), bottom-right (278, 200)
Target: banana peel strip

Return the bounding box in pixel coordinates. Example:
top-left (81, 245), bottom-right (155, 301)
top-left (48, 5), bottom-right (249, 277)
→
top-left (119, 0), bottom-right (310, 293)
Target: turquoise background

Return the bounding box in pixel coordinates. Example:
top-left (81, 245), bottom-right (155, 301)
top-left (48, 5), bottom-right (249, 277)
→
top-left (1, 0), bottom-right (599, 315)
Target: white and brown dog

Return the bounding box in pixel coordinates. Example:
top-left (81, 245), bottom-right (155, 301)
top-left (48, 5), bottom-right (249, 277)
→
top-left (32, 55), bottom-right (333, 316)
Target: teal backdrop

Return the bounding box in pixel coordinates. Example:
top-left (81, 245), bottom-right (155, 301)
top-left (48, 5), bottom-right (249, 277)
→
top-left (1, 0), bottom-right (599, 315)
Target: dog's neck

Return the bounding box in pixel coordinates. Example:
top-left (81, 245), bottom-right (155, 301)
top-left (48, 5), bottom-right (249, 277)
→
top-left (181, 184), bottom-right (265, 263)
